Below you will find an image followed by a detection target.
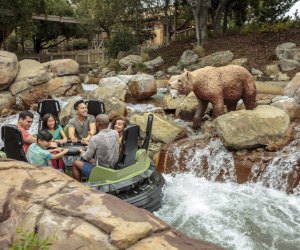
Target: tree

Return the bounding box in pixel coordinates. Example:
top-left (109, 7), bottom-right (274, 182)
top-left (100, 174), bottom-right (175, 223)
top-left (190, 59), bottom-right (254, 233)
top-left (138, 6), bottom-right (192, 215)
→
top-left (186, 0), bottom-right (211, 44)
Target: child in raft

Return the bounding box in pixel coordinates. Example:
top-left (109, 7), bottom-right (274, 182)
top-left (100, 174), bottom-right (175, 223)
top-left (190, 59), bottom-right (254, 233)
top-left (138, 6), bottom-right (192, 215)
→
top-left (110, 116), bottom-right (129, 152)
top-left (41, 113), bottom-right (68, 170)
top-left (26, 130), bottom-right (69, 168)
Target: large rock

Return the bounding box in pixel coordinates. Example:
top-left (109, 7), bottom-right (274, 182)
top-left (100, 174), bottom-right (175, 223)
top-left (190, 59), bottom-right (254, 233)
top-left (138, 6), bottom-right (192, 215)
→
top-left (216, 105), bottom-right (292, 150)
top-left (279, 59), bottom-right (300, 71)
top-left (264, 64), bottom-right (280, 76)
top-left (87, 85), bottom-right (128, 102)
top-left (42, 59), bottom-right (79, 76)
top-left (58, 97), bottom-right (78, 126)
top-left (283, 72), bottom-right (300, 103)
top-left (163, 94), bottom-right (185, 110)
top-left (286, 48), bottom-right (300, 61)
top-left (0, 91), bottom-right (16, 113)
top-left (17, 77), bottom-right (81, 109)
top-left (99, 76), bottom-right (127, 87)
top-left (175, 92), bottom-right (199, 120)
top-left (275, 42), bottom-right (297, 60)
top-left (178, 50), bottom-right (199, 67)
top-left (230, 58), bottom-right (248, 67)
top-left (0, 160), bottom-right (220, 250)
top-left (128, 74), bottom-right (157, 101)
top-left (130, 113), bottom-right (187, 144)
top-left (0, 51), bottom-right (18, 90)
top-left (119, 55), bottom-right (143, 68)
top-left (144, 56), bottom-right (164, 69)
top-left (271, 97), bottom-right (300, 121)
top-left (14, 59), bottom-right (44, 82)
top-left (167, 66), bottom-right (183, 75)
top-left (189, 50), bottom-right (234, 70)
top-left (103, 97), bottom-right (127, 119)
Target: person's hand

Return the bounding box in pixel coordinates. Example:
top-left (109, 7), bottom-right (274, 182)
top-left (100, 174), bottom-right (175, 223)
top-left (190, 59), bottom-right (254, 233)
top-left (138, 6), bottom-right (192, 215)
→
top-left (55, 140), bottom-right (63, 145)
top-left (56, 147), bottom-right (64, 152)
top-left (78, 147), bottom-right (85, 154)
top-left (49, 141), bottom-right (58, 148)
top-left (81, 139), bottom-right (89, 145)
top-left (71, 137), bottom-right (78, 144)
top-left (62, 148), bottom-right (69, 154)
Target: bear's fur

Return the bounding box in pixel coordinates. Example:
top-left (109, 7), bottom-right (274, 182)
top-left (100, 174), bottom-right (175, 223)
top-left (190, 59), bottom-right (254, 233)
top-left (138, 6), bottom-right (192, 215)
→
top-left (170, 65), bottom-right (256, 129)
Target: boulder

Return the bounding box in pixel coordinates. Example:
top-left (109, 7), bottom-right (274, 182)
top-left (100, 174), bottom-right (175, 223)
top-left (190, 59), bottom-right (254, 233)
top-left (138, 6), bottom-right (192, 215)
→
top-left (177, 50), bottom-right (199, 67)
top-left (283, 72), bottom-right (300, 103)
top-left (84, 75), bottom-right (100, 84)
top-left (189, 50), bottom-right (234, 70)
top-left (271, 97), bottom-right (300, 121)
top-left (87, 85), bottom-right (127, 102)
top-left (42, 59), bottom-right (79, 76)
top-left (275, 42), bottom-right (297, 60)
top-left (0, 91), bottom-right (16, 113)
top-left (144, 56), bottom-right (164, 69)
top-left (9, 80), bottom-right (30, 95)
top-left (279, 59), bottom-right (300, 71)
top-left (0, 51), bottom-right (18, 90)
top-left (154, 71), bottom-right (168, 80)
top-left (119, 55), bottom-right (143, 68)
top-left (99, 76), bottom-right (127, 87)
top-left (130, 113), bottom-right (187, 144)
top-left (0, 160), bottom-right (219, 250)
top-left (277, 72), bottom-right (290, 81)
top-left (216, 105), bottom-right (292, 150)
top-left (103, 97), bottom-right (127, 119)
top-left (175, 92), bottom-right (199, 120)
top-left (15, 59), bottom-right (44, 82)
top-left (128, 74), bottom-right (157, 101)
top-left (17, 77), bottom-right (81, 109)
top-left (167, 66), bottom-right (182, 75)
top-left (163, 94), bottom-right (185, 110)
top-left (230, 58), bottom-right (248, 67)
top-left (264, 64), bottom-right (280, 76)
top-left (286, 48), bottom-right (300, 61)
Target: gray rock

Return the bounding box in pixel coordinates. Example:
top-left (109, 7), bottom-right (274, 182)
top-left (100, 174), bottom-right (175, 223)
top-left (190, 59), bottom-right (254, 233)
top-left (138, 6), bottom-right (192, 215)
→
top-left (0, 51), bottom-right (18, 91)
top-left (178, 50), bottom-right (199, 67)
top-left (275, 42), bottom-right (297, 60)
top-left (144, 56), bottom-right (164, 69)
top-left (279, 59), bottom-right (300, 71)
top-left (167, 66), bottom-right (183, 75)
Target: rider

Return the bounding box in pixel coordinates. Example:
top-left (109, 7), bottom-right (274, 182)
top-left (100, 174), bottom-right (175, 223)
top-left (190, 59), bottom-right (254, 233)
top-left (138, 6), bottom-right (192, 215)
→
top-left (17, 111), bottom-right (36, 154)
top-left (68, 100), bottom-right (96, 145)
top-left (72, 114), bottom-right (119, 181)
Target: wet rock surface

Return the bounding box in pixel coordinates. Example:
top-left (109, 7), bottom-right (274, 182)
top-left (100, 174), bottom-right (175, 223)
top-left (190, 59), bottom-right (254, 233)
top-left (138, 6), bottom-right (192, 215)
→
top-left (0, 160), bottom-right (222, 250)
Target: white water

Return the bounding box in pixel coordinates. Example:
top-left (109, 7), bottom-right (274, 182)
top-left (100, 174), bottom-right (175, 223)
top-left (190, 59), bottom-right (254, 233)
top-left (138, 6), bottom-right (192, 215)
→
top-left (156, 139), bottom-right (300, 249)
top-left (155, 174), bottom-right (300, 250)
top-left (126, 103), bottom-right (162, 113)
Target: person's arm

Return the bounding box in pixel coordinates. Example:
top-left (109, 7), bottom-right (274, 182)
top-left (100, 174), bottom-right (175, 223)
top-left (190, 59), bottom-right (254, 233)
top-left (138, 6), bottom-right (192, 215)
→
top-left (23, 135), bottom-right (36, 144)
top-left (51, 148), bottom-right (69, 159)
top-left (59, 127), bottom-right (68, 144)
top-left (89, 122), bottom-right (96, 137)
top-left (68, 122), bottom-right (78, 144)
top-left (81, 140), bottom-right (95, 161)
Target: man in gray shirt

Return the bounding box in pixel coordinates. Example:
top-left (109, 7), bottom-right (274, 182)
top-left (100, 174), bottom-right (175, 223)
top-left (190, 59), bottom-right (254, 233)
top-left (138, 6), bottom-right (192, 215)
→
top-left (72, 114), bottom-right (119, 181)
top-left (68, 100), bottom-right (96, 145)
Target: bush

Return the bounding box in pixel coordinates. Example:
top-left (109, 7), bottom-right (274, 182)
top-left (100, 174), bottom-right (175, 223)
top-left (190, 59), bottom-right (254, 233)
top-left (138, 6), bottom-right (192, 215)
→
top-left (192, 44), bottom-right (205, 58)
top-left (140, 51), bottom-right (150, 62)
top-left (108, 58), bottom-right (121, 72)
top-left (10, 227), bottom-right (56, 250)
top-left (104, 28), bottom-right (138, 58)
top-left (5, 35), bottom-right (18, 52)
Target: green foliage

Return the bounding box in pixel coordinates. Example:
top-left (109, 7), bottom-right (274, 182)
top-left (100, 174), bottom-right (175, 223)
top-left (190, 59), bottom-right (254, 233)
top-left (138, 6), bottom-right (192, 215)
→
top-left (65, 39), bottom-right (88, 51)
top-left (5, 34), bottom-right (18, 52)
top-left (9, 227), bottom-right (56, 250)
top-left (140, 51), bottom-right (150, 62)
top-left (134, 62), bottom-right (146, 72)
top-left (108, 58), bottom-right (121, 72)
top-left (104, 28), bottom-right (138, 58)
top-left (239, 20), bottom-right (300, 34)
top-left (192, 44), bottom-right (205, 58)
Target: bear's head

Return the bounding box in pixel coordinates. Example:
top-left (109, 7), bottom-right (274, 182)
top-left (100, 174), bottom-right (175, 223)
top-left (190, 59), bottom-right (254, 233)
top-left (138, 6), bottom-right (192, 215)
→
top-left (169, 69), bottom-right (193, 98)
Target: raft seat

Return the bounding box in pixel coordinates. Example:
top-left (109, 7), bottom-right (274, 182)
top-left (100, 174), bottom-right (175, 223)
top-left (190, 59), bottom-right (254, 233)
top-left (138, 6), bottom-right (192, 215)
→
top-left (37, 99), bottom-right (61, 130)
top-left (1, 124), bottom-right (28, 162)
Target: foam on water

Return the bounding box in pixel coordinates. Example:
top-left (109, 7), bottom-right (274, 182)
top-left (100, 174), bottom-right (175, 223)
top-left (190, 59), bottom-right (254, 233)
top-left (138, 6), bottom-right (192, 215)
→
top-left (126, 103), bottom-right (161, 113)
top-left (81, 83), bottom-right (98, 91)
top-left (155, 173), bottom-right (300, 250)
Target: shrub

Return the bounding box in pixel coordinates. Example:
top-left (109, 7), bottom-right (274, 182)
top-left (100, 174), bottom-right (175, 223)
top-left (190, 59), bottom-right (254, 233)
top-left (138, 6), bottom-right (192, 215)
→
top-left (192, 44), bottom-right (205, 58)
top-left (5, 34), bottom-right (18, 52)
top-left (140, 51), bottom-right (150, 62)
top-left (134, 62), bottom-right (145, 72)
top-left (10, 227), bottom-right (56, 250)
top-left (108, 58), bottom-right (121, 72)
top-left (104, 28), bottom-right (138, 58)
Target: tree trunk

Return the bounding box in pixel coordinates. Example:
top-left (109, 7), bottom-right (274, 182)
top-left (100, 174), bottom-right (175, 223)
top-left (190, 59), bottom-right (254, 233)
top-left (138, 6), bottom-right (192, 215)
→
top-left (164, 0), bottom-right (170, 45)
top-left (213, 0), bottom-right (230, 35)
top-left (187, 0), bottom-right (210, 45)
top-left (33, 38), bottom-right (43, 54)
top-left (173, 0), bottom-right (178, 41)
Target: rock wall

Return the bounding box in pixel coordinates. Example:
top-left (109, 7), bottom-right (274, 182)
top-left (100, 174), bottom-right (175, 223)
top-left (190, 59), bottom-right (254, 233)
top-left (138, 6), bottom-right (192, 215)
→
top-left (0, 159), bottom-right (222, 250)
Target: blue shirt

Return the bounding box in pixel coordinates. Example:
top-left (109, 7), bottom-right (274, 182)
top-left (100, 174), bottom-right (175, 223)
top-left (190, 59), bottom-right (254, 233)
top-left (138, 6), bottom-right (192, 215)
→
top-left (26, 143), bottom-right (53, 167)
